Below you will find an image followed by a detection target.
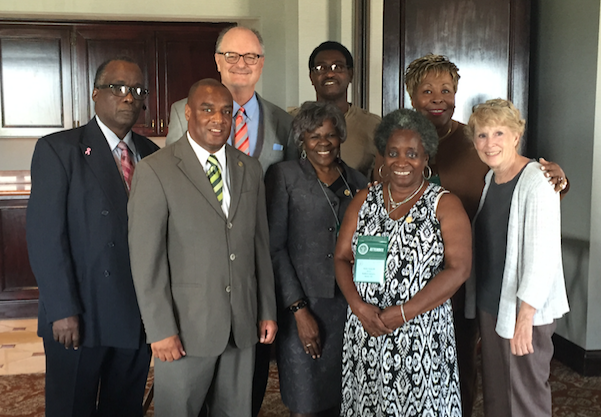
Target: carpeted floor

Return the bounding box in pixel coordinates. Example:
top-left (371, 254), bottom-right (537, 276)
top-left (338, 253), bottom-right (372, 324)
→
top-left (0, 358), bottom-right (599, 417)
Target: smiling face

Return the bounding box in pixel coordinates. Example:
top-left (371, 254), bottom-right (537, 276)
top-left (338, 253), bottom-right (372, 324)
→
top-left (185, 83), bottom-right (233, 153)
top-left (472, 124), bottom-right (521, 173)
top-left (384, 129), bottom-right (428, 190)
top-left (310, 50), bottom-right (353, 102)
top-left (303, 119), bottom-right (341, 170)
top-left (92, 60), bottom-right (145, 139)
top-left (410, 70), bottom-right (456, 133)
top-left (215, 27), bottom-right (264, 92)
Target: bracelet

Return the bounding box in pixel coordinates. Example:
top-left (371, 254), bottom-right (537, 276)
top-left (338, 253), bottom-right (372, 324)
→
top-left (289, 299), bottom-right (308, 313)
top-left (400, 304), bottom-right (407, 324)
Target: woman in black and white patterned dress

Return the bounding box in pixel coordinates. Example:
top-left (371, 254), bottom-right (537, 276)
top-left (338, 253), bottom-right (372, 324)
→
top-left (334, 109), bottom-right (472, 416)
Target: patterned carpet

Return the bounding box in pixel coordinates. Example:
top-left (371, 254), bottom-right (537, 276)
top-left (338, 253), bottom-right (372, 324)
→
top-left (0, 358), bottom-right (599, 417)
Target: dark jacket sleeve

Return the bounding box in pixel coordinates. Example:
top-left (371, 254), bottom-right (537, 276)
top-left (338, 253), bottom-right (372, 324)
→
top-left (265, 163), bottom-right (306, 309)
top-left (26, 137), bottom-right (82, 324)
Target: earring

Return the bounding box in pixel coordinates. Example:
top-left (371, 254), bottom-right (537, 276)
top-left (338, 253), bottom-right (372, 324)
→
top-left (300, 149), bottom-right (307, 160)
top-left (378, 164), bottom-right (385, 178)
top-left (423, 165), bottom-right (432, 180)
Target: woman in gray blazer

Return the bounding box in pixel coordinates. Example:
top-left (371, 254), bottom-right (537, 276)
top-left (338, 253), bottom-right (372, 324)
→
top-left (265, 101), bottom-right (368, 417)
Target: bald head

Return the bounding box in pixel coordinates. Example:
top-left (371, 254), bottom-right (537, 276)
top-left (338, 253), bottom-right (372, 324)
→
top-left (187, 78), bottom-right (232, 104)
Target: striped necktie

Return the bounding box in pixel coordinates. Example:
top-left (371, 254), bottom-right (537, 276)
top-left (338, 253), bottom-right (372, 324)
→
top-left (117, 141), bottom-right (134, 192)
top-left (207, 154), bottom-right (223, 203)
top-left (234, 107), bottom-right (250, 155)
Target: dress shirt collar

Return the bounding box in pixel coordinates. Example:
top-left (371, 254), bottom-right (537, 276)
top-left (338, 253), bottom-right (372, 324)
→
top-left (234, 92), bottom-right (259, 122)
top-left (95, 115), bottom-right (136, 155)
top-left (186, 132), bottom-right (227, 173)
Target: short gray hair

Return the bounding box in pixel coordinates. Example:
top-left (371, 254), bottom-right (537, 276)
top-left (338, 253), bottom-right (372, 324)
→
top-left (374, 109), bottom-right (438, 158)
top-left (215, 25), bottom-right (265, 55)
top-left (291, 101), bottom-right (347, 149)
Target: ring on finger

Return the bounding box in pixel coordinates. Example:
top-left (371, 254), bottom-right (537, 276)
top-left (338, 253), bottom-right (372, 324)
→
top-left (306, 343), bottom-right (312, 347)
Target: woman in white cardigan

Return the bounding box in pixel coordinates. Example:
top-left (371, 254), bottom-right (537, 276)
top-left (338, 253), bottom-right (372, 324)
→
top-left (465, 99), bottom-right (569, 417)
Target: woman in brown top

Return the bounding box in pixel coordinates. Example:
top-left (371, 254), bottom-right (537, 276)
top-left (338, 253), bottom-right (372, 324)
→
top-left (373, 54), bottom-right (569, 417)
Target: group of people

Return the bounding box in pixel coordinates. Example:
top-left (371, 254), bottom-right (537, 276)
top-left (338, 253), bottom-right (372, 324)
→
top-left (25, 22), bottom-right (571, 417)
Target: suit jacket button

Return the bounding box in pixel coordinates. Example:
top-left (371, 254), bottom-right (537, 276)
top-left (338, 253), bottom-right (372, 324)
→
top-left (225, 285), bottom-right (231, 293)
top-left (328, 227), bottom-right (335, 232)
top-left (230, 254), bottom-right (236, 261)
top-left (327, 253), bottom-right (333, 258)
top-left (107, 242), bottom-right (115, 247)
top-left (104, 270), bottom-right (110, 277)
top-left (228, 222), bottom-right (233, 229)
top-left (101, 210), bottom-right (109, 216)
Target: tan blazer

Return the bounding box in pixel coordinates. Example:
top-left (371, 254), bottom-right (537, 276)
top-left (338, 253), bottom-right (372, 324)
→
top-left (128, 137), bottom-right (276, 357)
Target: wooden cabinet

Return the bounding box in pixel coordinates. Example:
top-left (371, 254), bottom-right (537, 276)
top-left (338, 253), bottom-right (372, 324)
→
top-left (0, 25), bottom-right (73, 138)
top-left (0, 21), bottom-right (233, 138)
top-left (0, 171), bottom-right (37, 319)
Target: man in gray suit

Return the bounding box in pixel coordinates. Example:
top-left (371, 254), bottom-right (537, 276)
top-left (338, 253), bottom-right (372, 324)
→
top-left (165, 26), bottom-right (296, 173)
top-left (165, 25), bottom-right (293, 416)
top-left (128, 79), bottom-right (277, 417)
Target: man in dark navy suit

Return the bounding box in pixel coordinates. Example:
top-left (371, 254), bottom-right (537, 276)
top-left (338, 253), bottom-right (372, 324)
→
top-left (26, 57), bottom-right (159, 417)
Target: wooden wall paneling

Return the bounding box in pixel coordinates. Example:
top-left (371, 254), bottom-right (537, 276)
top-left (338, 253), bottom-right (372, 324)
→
top-left (73, 24), bottom-right (157, 136)
top-left (0, 198), bottom-right (38, 302)
top-left (0, 25), bottom-right (73, 137)
top-left (382, 0), bottom-right (402, 114)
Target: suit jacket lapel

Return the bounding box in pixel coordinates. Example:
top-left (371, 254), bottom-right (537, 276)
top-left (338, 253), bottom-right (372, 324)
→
top-left (131, 132), bottom-right (157, 158)
top-left (173, 138), bottom-right (226, 220)
top-left (254, 93), bottom-right (268, 159)
top-left (226, 145), bottom-right (245, 221)
top-left (79, 118), bottom-right (129, 225)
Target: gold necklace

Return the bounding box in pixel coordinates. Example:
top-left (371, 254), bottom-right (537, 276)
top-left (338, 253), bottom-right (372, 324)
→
top-left (438, 121), bottom-right (454, 141)
top-left (387, 179), bottom-right (424, 215)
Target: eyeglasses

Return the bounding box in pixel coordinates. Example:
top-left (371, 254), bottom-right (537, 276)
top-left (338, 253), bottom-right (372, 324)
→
top-left (216, 52), bottom-right (264, 65)
top-left (310, 63), bottom-right (348, 74)
top-left (95, 84), bottom-right (149, 100)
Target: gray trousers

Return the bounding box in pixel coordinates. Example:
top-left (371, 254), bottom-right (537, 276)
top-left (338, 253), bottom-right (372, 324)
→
top-left (478, 309), bottom-right (555, 417)
top-left (153, 341), bottom-right (255, 417)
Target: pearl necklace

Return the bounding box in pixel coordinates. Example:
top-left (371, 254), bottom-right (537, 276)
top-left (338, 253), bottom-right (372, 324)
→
top-left (387, 179), bottom-right (425, 215)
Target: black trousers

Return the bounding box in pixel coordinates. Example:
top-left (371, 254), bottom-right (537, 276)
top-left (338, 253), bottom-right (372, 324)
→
top-left (43, 336), bottom-right (151, 417)
top-left (252, 342), bottom-right (272, 417)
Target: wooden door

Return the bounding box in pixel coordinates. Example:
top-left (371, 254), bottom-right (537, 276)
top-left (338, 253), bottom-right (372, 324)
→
top-left (382, 0), bottom-right (530, 129)
top-left (156, 23), bottom-right (232, 136)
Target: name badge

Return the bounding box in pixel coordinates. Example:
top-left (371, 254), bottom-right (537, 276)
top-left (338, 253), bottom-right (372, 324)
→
top-left (353, 235), bottom-right (389, 284)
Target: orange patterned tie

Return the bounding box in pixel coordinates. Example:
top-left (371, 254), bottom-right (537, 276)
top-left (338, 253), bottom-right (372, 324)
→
top-left (234, 107), bottom-right (250, 155)
top-left (117, 141), bottom-right (134, 192)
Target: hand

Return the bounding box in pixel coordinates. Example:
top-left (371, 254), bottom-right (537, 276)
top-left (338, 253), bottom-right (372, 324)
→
top-left (294, 308), bottom-right (321, 359)
top-left (510, 302), bottom-right (536, 356)
top-left (259, 320), bottom-right (277, 344)
top-left (380, 305), bottom-right (405, 330)
top-left (351, 301), bottom-right (393, 337)
top-left (539, 158), bottom-right (568, 193)
top-left (151, 335), bottom-right (186, 362)
top-left (52, 315), bottom-right (80, 349)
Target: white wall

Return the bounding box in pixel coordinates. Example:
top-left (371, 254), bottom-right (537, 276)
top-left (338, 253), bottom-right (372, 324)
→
top-left (0, 0), bottom-right (356, 170)
top-left (530, 0), bottom-right (601, 349)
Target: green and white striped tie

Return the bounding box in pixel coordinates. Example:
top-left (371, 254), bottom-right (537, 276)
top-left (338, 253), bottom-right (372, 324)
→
top-left (207, 154), bottom-right (223, 203)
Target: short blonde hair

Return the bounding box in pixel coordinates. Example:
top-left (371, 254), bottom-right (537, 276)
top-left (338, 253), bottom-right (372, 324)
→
top-left (405, 54), bottom-right (460, 99)
top-left (465, 99), bottom-right (526, 141)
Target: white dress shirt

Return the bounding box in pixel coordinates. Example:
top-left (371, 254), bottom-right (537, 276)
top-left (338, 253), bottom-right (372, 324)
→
top-left (187, 132), bottom-right (231, 217)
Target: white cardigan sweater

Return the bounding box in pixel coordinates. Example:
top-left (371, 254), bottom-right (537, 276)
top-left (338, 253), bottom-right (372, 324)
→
top-left (465, 162), bottom-right (570, 339)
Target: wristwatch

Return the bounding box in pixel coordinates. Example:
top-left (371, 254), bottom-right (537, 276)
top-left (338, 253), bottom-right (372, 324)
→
top-left (289, 299), bottom-right (308, 313)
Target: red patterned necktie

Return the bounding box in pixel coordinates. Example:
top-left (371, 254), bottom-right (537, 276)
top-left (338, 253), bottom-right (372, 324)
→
top-left (117, 141), bottom-right (134, 192)
top-left (235, 107), bottom-right (250, 155)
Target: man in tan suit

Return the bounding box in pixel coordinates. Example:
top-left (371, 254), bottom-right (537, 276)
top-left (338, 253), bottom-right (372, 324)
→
top-left (128, 79), bottom-right (277, 417)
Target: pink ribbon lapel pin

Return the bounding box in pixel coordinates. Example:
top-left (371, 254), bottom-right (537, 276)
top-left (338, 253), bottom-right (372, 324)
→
top-left (85, 147), bottom-right (91, 155)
